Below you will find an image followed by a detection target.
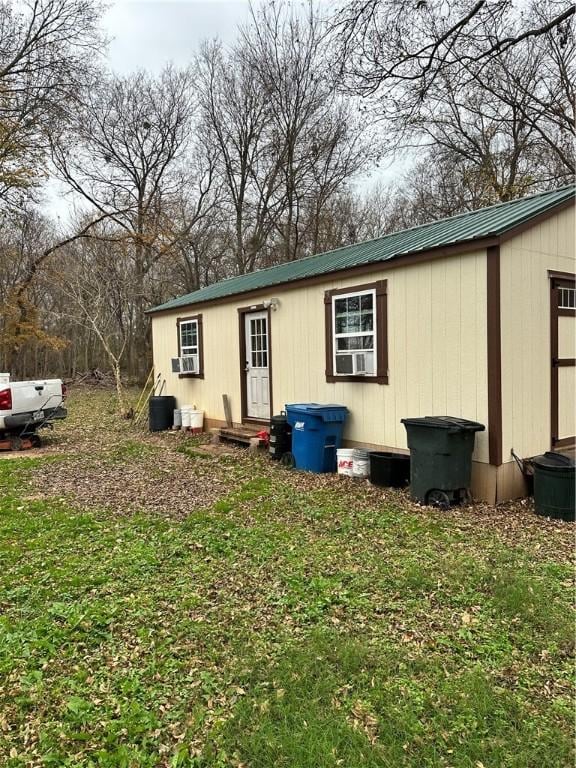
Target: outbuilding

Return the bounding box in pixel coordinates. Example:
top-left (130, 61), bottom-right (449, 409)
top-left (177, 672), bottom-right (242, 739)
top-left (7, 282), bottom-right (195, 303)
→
top-left (148, 186), bottom-right (575, 503)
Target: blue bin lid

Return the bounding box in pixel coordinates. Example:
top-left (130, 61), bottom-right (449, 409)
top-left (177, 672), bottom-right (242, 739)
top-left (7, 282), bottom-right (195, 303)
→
top-left (285, 403), bottom-right (348, 422)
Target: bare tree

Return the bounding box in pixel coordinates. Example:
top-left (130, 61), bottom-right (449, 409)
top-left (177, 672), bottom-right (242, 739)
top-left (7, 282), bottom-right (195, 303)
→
top-left (49, 234), bottom-right (134, 411)
top-left (403, 57), bottom-right (567, 202)
top-left (50, 65), bottom-right (202, 375)
top-left (197, 40), bottom-right (284, 275)
top-left (331, 0), bottom-right (574, 209)
top-left (331, 0), bottom-right (574, 107)
top-left (0, 0), bottom-right (104, 208)
top-left (468, 16), bottom-right (575, 177)
top-left (245, 1), bottom-right (376, 262)
top-left (0, 208), bottom-right (126, 375)
top-left (197, 3), bottom-right (376, 273)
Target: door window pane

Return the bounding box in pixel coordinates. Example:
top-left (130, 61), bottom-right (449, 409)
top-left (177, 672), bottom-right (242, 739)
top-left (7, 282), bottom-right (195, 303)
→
top-left (249, 316), bottom-right (268, 369)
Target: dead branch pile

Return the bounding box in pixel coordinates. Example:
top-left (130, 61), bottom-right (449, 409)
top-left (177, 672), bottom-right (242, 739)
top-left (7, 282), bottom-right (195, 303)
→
top-left (65, 369), bottom-right (120, 388)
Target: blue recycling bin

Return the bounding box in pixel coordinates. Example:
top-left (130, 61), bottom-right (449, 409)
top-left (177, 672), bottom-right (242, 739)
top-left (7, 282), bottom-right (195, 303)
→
top-left (285, 403), bottom-right (348, 473)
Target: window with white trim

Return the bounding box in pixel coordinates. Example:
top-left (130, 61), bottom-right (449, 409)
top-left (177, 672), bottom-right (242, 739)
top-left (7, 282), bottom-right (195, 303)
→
top-left (176, 315), bottom-right (203, 376)
top-left (559, 286), bottom-right (576, 310)
top-left (332, 289), bottom-right (376, 376)
top-left (325, 280), bottom-right (388, 384)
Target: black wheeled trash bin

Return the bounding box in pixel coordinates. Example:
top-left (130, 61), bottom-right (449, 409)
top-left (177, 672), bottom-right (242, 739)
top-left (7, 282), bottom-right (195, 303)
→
top-left (401, 416), bottom-right (485, 507)
top-left (532, 452), bottom-right (575, 522)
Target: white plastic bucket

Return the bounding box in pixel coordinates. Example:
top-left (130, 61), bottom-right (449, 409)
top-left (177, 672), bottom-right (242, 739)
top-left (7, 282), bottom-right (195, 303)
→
top-left (173, 409), bottom-right (182, 429)
top-left (189, 409), bottom-right (204, 434)
top-left (181, 406), bottom-right (193, 429)
top-left (353, 449), bottom-right (370, 478)
top-left (337, 448), bottom-right (355, 477)
top-left (0, 373), bottom-right (9, 385)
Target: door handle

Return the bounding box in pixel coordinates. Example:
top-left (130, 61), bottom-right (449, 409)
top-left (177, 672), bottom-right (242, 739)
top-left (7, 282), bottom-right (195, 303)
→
top-left (244, 361), bottom-right (250, 372)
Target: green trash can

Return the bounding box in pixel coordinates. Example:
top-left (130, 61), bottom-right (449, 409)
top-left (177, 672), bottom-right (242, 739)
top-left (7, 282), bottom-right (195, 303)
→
top-left (401, 416), bottom-right (485, 507)
top-left (532, 452), bottom-right (575, 522)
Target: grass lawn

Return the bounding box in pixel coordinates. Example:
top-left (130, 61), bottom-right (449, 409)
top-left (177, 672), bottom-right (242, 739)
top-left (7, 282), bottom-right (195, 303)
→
top-left (0, 388), bottom-right (573, 767)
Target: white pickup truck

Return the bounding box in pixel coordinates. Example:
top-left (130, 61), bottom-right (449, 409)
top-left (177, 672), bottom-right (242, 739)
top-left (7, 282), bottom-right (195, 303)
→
top-left (0, 377), bottom-right (67, 436)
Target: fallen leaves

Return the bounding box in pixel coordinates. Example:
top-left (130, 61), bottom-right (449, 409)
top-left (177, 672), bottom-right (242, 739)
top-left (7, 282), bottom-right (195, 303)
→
top-left (0, 387), bottom-right (573, 766)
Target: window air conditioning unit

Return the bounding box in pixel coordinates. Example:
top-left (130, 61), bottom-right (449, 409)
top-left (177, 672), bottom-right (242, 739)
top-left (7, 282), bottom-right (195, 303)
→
top-left (335, 351), bottom-right (374, 375)
top-left (354, 352), bottom-right (369, 375)
top-left (171, 355), bottom-right (197, 374)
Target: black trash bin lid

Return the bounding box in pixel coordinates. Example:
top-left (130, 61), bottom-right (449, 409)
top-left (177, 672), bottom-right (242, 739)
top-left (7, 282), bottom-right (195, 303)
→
top-left (532, 451), bottom-right (575, 470)
top-left (401, 416), bottom-right (485, 432)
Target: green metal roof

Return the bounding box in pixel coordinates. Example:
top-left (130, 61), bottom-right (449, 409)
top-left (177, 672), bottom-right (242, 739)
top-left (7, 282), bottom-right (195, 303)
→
top-left (149, 185), bottom-right (574, 313)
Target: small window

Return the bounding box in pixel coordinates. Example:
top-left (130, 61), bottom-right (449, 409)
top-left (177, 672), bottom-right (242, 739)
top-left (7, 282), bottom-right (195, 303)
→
top-left (559, 287), bottom-right (576, 310)
top-left (177, 315), bottom-right (204, 378)
top-left (324, 281), bottom-right (388, 384)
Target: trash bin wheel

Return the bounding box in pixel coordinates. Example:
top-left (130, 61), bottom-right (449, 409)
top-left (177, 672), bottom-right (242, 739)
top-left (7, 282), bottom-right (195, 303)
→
top-left (30, 434), bottom-right (41, 448)
top-left (426, 489), bottom-right (451, 509)
top-left (280, 452), bottom-right (295, 469)
top-left (9, 436), bottom-right (23, 451)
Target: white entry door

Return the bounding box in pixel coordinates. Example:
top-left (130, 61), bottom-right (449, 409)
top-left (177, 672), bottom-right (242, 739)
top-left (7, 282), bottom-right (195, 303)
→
top-left (245, 311), bottom-right (270, 420)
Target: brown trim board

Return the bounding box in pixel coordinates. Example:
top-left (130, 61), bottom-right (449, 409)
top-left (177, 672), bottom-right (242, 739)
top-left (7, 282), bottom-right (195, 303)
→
top-left (487, 246), bottom-right (502, 466)
top-left (554, 358), bottom-right (576, 367)
top-left (550, 272), bottom-right (576, 448)
top-left (548, 270), bottom-right (576, 281)
top-left (237, 304), bottom-right (273, 424)
top-left (554, 436), bottom-right (576, 449)
top-left (498, 196), bottom-right (575, 242)
top-left (550, 281), bottom-right (559, 448)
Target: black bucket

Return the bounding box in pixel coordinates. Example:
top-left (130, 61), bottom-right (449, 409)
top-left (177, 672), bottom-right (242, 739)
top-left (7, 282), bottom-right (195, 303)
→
top-left (269, 412), bottom-right (292, 460)
top-left (149, 395), bottom-right (176, 432)
top-left (369, 451), bottom-right (410, 488)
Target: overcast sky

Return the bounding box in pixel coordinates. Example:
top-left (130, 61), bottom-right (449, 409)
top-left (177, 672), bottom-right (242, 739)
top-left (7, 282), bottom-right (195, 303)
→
top-left (101, 0), bottom-right (254, 73)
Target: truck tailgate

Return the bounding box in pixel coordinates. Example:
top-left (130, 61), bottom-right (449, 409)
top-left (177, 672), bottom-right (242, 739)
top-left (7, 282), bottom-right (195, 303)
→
top-left (9, 380), bottom-right (63, 416)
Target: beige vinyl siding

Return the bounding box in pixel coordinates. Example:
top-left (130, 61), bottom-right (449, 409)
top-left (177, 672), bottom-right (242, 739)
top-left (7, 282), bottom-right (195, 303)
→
top-left (500, 204), bottom-right (575, 459)
top-left (152, 304), bottom-right (243, 419)
top-left (152, 248), bottom-right (489, 462)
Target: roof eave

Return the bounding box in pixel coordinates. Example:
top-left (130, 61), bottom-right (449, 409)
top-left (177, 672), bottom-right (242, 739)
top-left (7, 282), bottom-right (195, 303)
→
top-left (146, 233), bottom-right (500, 317)
top-left (146, 191), bottom-right (575, 317)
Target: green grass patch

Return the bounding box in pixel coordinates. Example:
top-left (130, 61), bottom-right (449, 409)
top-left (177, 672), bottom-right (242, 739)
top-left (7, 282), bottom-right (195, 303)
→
top-left (0, 410), bottom-right (573, 767)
